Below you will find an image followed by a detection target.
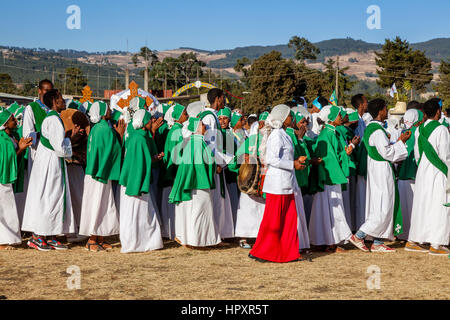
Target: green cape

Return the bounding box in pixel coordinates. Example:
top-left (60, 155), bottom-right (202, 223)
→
top-left (158, 122), bottom-right (184, 188)
top-left (119, 129), bottom-right (153, 196)
top-left (313, 124), bottom-right (349, 192)
top-left (169, 134), bottom-right (216, 204)
top-left (86, 119), bottom-right (122, 183)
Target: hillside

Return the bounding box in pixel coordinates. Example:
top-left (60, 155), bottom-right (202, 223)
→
top-left (206, 37), bottom-right (450, 69)
top-left (0, 37), bottom-right (447, 95)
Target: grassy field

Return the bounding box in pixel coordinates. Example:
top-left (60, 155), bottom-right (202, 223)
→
top-left (0, 238), bottom-right (448, 300)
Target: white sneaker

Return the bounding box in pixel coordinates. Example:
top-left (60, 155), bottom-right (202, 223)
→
top-left (370, 244), bottom-right (396, 253)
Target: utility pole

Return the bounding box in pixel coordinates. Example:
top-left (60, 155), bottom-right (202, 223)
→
top-left (64, 73), bottom-right (67, 95)
top-left (164, 71), bottom-right (167, 93)
top-left (220, 69), bottom-right (223, 89)
top-left (336, 56), bottom-right (339, 103)
top-left (174, 70), bottom-right (177, 92)
top-left (144, 42), bottom-right (149, 92)
top-left (97, 64), bottom-right (100, 98)
top-left (197, 66), bottom-right (200, 95)
top-left (125, 39), bottom-right (129, 89)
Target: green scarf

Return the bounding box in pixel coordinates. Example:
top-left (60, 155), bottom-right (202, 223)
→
top-left (169, 134), bottom-right (216, 204)
top-left (398, 126), bottom-right (418, 180)
top-left (336, 125), bottom-right (357, 176)
top-left (363, 122), bottom-right (403, 236)
top-left (158, 122), bottom-right (184, 188)
top-left (85, 119), bottom-right (122, 183)
top-left (313, 124), bottom-right (349, 192)
top-left (286, 128), bottom-right (310, 189)
top-left (0, 130), bottom-right (18, 186)
top-left (417, 120), bottom-right (448, 177)
top-left (119, 129), bottom-right (152, 196)
top-left (29, 101), bottom-right (47, 133)
top-left (221, 128), bottom-right (238, 184)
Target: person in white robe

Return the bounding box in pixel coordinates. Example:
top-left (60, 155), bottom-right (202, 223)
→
top-left (22, 80), bottom-right (53, 177)
top-left (200, 88), bottom-right (234, 239)
top-left (397, 109), bottom-right (424, 242)
top-left (169, 117), bottom-right (221, 248)
top-left (79, 101), bottom-right (125, 252)
top-left (119, 109), bottom-right (163, 253)
top-left (350, 98), bottom-right (410, 253)
top-left (22, 89), bottom-right (77, 251)
top-left (0, 109), bottom-right (32, 250)
top-left (407, 98), bottom-right (450, 255)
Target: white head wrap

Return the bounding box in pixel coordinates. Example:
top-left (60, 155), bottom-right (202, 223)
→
top-left (89, 101), bottom-right (108, 124)
top-left (266, 104), bottom-right (291, 129)
top-left (187, 101), bottom-right (206, 118)
top-left (318, 105), bottom-right (332, 123)
top-left (132, 109), bottom-right (150, 130)
top-left (403, 109), bottom-right (419, 129)
top-left (362, 112), bottom-right (373, 125)
top-left (164, 105), bottom-right (175, 129)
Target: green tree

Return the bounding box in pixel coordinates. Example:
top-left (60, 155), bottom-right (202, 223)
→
top-left (56, 67), bottom-right (87, 95)
top-left (288, 36), bottom-right (320, 63)
top-left (0, 73), bottom-right (17, 94)
top-left (434, 59), bottom-right (450, 109)
top-left (375, 37), bottom-right (433, 97)
top-left (132, 46), bottom-right (158, 67)
top-left (246, 51), bottom-right (300, 113)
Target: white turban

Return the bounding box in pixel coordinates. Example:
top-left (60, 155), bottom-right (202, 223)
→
top-left (132, 109), bottom-right (151, 130)
top-left (164, 105), bottom-right (175, 129)
top-left (187, 101), bottom-right (206, 118)
top-left (291, 106), bottom-right (310, 121)
top-left (403, 109), bottom-right (419, 129)
top-left (362, 112), bottom-right (373, 125)
top-left (89, 101), bottom-right (108, 124)
top-left (266, 104), bottom-right (291, 129)
top-left (318, 105), bottom-right (332, 123)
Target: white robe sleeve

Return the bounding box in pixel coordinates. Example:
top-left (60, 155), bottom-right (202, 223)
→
top-left (23, 105), bottom-right (38, 146)
top-left (42, 116), bottom-right (73, 158)
top-left (369, 129), bottom-right (408, 163)
top-left (265, 131), bottom-right (294, 171)
top-left (202, 114), bottom-right (233, 166)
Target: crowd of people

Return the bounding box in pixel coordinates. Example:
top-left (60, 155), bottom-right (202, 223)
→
top-left (0, 78), bottom-right (449, 263)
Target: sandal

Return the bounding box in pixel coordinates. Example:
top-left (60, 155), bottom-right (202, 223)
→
top-left (85, 242), bottom-right (104, 252)
top-left (98, 242), bottom-right (113, 251)
top-left (239, 240), bottom-right (252, 249)
top-left (0, 245), bottom-right (16, 251)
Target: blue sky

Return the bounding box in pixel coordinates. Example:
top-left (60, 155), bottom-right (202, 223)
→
top-left (0, 0), bottom-right (449, 52)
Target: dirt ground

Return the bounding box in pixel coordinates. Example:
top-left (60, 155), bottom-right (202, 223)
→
top-left (0, 237), bottom-right (448, 300)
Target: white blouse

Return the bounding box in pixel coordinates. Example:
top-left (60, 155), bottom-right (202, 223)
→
top-left (262, 128), bottom-right (297, 195)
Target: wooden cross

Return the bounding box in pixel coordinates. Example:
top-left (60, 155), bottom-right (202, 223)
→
top-left (117, 80), bottom-right (153, 109)
top-left (79, 85), bottom-right (93, 103)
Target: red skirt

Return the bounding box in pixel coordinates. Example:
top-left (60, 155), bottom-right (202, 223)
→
top-left (249, 193), bottom-right (300, 263)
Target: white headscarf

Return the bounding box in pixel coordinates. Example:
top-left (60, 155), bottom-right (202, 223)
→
top-left (266, 104), bottom-right (291, 129)
top-left (89, 101), bottom-right (108, 124)
top-left (164, 105), bottom-right (175, 129)
top-left (132, 109), bottom-right (150, 130)
top-left (186, 101), bottom-right (206, 118)
top-left (362, 112), bottom-right (373, 125)
top-left (318, 105), bottom-right (332, 123)
top-left (403, 109), bottom-right (419, 129)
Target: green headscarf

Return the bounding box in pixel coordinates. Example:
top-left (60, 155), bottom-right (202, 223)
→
top-left (171, 103), bottom-right (186, 121)
top-left (217, 107), bottom-right (232, 118)
top-left (231, 112), bottom-right (242, 128)
top-left (259, 111), bottom-right (269, 121)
